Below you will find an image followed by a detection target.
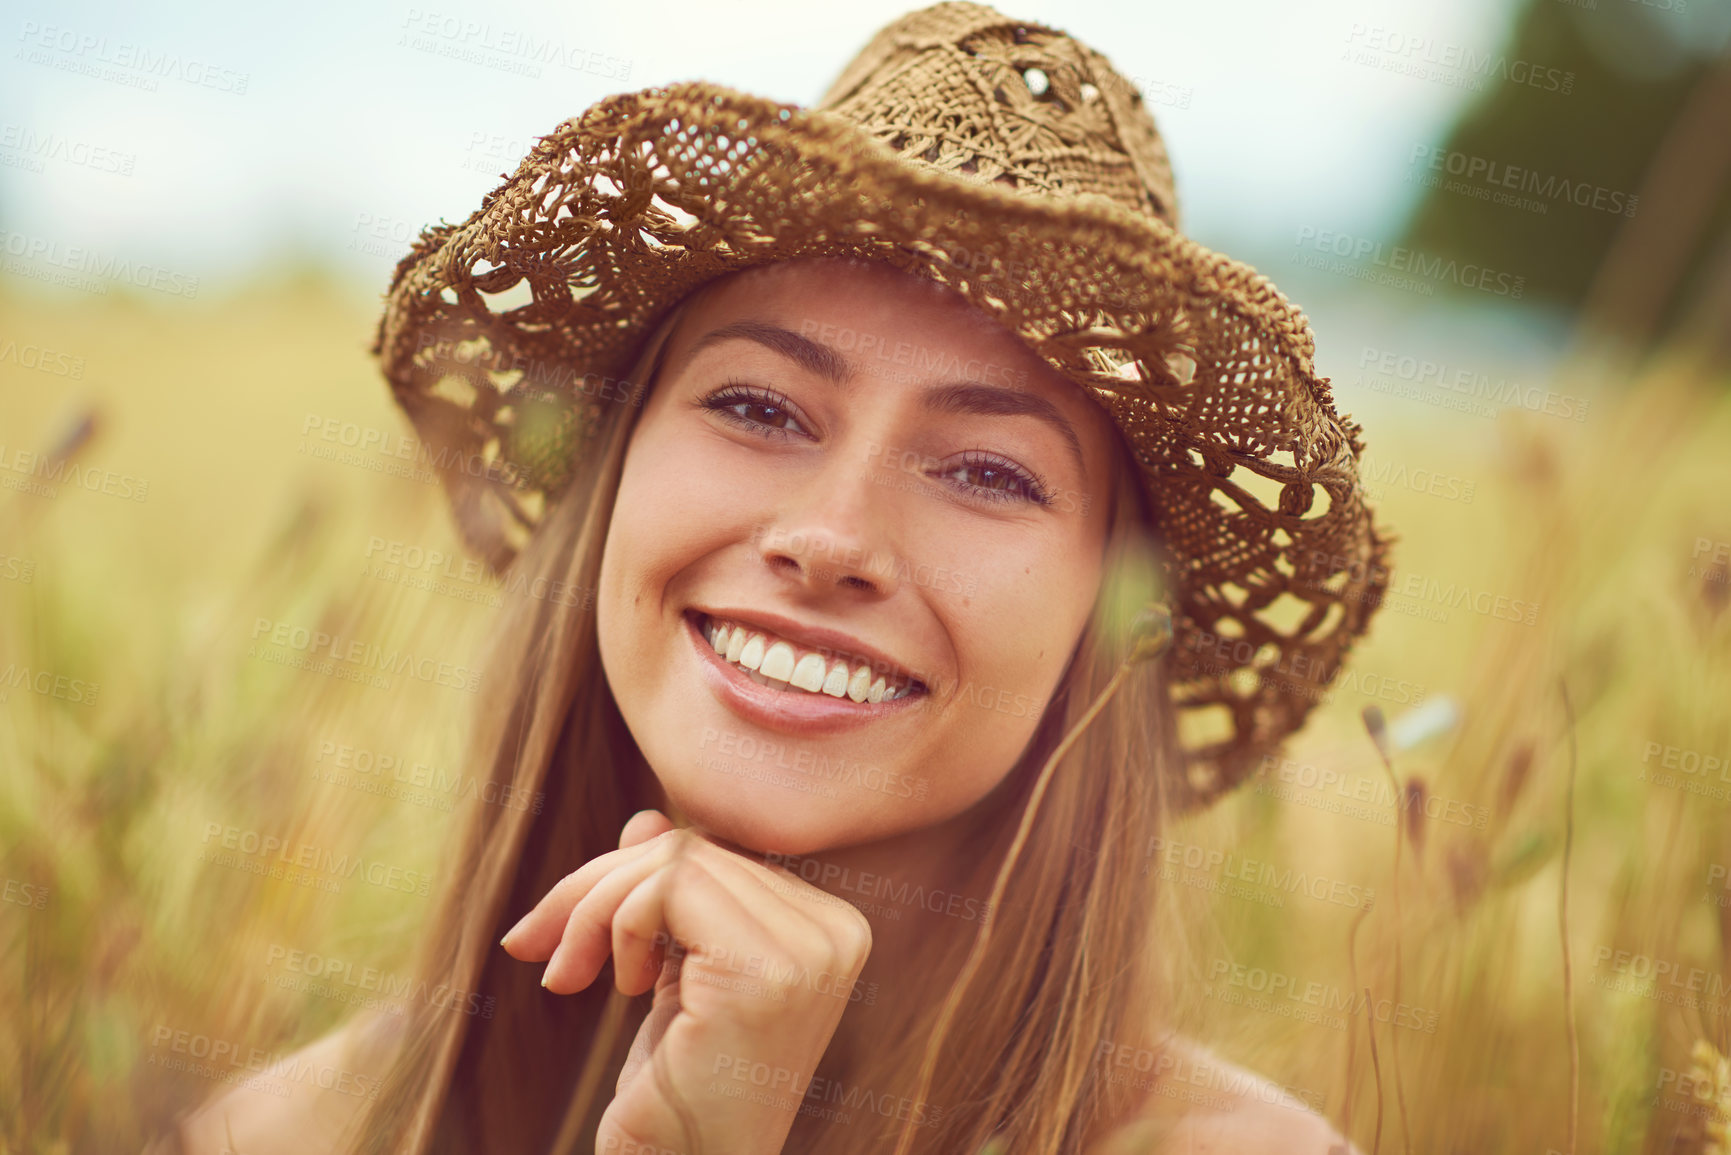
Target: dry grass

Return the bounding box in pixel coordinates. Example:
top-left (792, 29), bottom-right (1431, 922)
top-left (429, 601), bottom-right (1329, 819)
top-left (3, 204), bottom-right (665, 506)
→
top-left (2, 276), bottom-right (1729, 1153)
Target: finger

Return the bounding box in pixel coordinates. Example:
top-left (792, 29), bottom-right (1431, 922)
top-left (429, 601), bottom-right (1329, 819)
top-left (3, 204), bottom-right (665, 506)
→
top-left (542, 835), bottom-right (696, 991)
top-left (691, 850), bottom-right (874, 1008)
top-left (677, 837), bottom-right (874, 960)
top-left (620, 808), bottom-right (675, 850)
top-left (546, 834), bottom-right (778, 997)
top-left (605, 833), bottom-right (872, 991)
top-left (605, 812), bottom-right (678, 988)
top-left (502, 832), bottom-right (674, 959)
top-left (610, 852), bottom-right (780, 1009)
top-left (609, 861), bottom-right (677, 999)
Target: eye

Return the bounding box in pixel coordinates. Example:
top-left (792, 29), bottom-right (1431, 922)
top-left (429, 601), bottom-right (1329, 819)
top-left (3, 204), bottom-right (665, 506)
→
top-left (698, 381), bottom-right (812, 440)
top-left (935, 451), bottom-right (1054, 507)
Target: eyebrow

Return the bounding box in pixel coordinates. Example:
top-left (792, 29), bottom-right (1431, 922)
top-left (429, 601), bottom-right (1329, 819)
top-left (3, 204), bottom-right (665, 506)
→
top-left (684, 321), bottom-right (1086, 476)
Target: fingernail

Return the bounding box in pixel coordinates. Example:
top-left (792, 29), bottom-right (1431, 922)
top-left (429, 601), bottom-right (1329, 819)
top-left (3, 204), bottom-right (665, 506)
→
top-left (541, 944), bottom-right (561, 988)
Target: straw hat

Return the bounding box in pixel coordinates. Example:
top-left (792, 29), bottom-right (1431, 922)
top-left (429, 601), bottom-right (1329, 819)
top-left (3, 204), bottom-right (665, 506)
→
top-left (371, 1), bottom-right (1392, 811)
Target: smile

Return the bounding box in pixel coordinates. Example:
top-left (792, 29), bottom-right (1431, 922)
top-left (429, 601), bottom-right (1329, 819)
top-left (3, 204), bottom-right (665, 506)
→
top-left (703, 614), bottom-right (920, 702)
top-left (682, 609), bottom-right (928, 736)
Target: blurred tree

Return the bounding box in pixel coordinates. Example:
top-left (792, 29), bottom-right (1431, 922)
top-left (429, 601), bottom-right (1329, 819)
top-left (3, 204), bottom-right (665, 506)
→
top-left (1401, 0), bottom-right (1731, 356)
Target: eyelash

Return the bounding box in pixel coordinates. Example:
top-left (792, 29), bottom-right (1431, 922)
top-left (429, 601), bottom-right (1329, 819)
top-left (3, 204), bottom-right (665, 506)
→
top-left (699, 381), bottom-right (1056, 507)
top-left (703, 381), bottom-right (807, 441)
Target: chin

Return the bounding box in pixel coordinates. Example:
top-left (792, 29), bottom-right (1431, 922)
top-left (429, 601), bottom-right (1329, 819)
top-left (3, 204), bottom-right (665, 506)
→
top-left (656, 768), bottom-right (891, 859)
top-left (661, 786), bottom-right (837, 858)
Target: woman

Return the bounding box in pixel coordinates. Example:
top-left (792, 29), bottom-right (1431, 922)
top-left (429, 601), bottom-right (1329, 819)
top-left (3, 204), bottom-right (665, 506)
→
top-left (173, 4), bottom-right (1387, 1152)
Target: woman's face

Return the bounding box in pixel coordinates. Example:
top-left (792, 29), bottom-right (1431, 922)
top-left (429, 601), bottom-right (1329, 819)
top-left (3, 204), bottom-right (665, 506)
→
top-left (596, 258), bottom-right (1123, 856)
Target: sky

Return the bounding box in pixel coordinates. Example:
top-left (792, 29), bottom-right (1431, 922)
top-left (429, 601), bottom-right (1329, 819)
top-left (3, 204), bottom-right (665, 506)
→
top-left (1, 0), bottom-right (1531, 292)
top-left (11, 0), bottom-right (1727, 396)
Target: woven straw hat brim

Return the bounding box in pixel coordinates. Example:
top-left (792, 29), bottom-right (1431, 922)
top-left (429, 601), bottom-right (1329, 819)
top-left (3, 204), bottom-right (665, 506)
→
top-left (372, 77), bottom-right (1391, 812)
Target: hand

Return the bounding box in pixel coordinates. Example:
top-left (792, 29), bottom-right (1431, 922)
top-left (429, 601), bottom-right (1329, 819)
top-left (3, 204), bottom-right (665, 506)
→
top-left (501, 810), bottom-right (875, 1155)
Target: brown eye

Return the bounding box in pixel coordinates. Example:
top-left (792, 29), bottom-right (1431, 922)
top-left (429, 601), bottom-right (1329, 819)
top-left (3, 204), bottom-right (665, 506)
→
top-left (935, 452), bottom-right (1053, 506)
top-left (731, 399), bottom-right (796, 428)
top-left (700, 383), bottom-right (812, 440)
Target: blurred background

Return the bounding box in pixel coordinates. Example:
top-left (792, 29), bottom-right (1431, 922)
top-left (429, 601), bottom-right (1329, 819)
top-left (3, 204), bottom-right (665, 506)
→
top-left (3, 0), bottom-right (1731, 1150)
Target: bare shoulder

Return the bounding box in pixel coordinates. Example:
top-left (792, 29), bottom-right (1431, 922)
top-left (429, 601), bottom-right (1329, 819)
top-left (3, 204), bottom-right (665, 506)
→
top-left (1116, 1034), bottom-right (1360, 1155)
top-left (173, 1012), bottom-right (402, 1155)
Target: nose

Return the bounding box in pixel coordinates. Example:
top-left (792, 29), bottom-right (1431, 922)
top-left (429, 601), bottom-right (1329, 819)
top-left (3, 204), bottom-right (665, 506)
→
top-left (752, 448), bottom-right (902, 599)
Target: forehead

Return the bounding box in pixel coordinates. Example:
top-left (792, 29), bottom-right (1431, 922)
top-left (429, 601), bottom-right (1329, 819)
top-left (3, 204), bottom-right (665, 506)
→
top-left (702, 256), bottom-right (964, 307)
top-left (668, 258), bottom-right (1096, 409)
top-left (704, 257), bottom-right (985, 323)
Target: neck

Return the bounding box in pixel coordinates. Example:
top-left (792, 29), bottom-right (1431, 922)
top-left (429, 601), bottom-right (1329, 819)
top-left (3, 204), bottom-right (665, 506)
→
top-left (812, 805), bottom-right (995, 970)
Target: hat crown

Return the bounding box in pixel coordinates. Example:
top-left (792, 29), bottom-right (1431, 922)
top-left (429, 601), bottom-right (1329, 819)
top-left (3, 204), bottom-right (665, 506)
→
top-left (817, 2), bottom-right (1179, 228)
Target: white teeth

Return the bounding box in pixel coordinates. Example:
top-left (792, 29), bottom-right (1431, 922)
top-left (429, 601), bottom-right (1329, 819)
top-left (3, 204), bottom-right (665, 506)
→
top-left (847, 665), bottom-right (872, 702)
top-left (759, 640), bottom-right (797, 682)
top-left (699, 615), bottom-right (918, 704)
top-left (821, 660), bottom-right (851, 698)
top-left (790, 653), bottom-right (827, 692)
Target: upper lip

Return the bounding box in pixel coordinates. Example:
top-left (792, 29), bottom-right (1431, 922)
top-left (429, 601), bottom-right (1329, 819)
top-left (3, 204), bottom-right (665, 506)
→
top-left (690, 606), bottom-right (929, 690)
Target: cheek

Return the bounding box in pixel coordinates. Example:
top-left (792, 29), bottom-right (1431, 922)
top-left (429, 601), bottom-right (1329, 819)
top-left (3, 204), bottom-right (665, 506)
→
top-left (947, 544), bottom-right (1099, 685)
top-left (931, 553), bottom-right (1098, 746)
top-left (932, 697), bottom-right (1044, 805)
top-left (601, 421), bottom-right (726, 601)
top-left (597, 426), bottom-right (697, 681)
top-left (907, 553), bottom-right (1100, 804)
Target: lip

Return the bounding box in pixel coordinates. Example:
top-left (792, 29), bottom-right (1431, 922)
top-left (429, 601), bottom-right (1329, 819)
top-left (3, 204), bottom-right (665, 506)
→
top-left (683, 610), bottom-right (927, 737)
top-left (690, 605), bottom-right (930, 690)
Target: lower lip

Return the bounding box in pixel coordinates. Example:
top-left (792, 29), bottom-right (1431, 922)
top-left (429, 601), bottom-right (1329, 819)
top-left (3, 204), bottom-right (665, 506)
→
top-left (683, 611), bottom-right (924, 737)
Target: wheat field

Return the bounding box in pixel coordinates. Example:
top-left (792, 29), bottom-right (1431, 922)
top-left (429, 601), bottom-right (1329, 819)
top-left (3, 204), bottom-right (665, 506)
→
top-left (2, 276), bottom-right (1730, 1154)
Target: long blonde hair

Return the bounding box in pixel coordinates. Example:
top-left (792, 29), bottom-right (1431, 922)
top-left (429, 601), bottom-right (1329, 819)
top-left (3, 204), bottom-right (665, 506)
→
top-left (345, 266), bottom-right (1183, 1155)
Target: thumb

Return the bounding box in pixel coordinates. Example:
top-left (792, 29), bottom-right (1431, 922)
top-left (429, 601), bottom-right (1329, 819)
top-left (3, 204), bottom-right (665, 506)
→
top-left (620, 809), bottom-right (675, 850)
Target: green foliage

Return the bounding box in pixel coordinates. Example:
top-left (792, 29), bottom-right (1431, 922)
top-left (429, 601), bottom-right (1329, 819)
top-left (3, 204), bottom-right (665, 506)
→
top-left (1401, 0), bottom-right (1731, 337)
